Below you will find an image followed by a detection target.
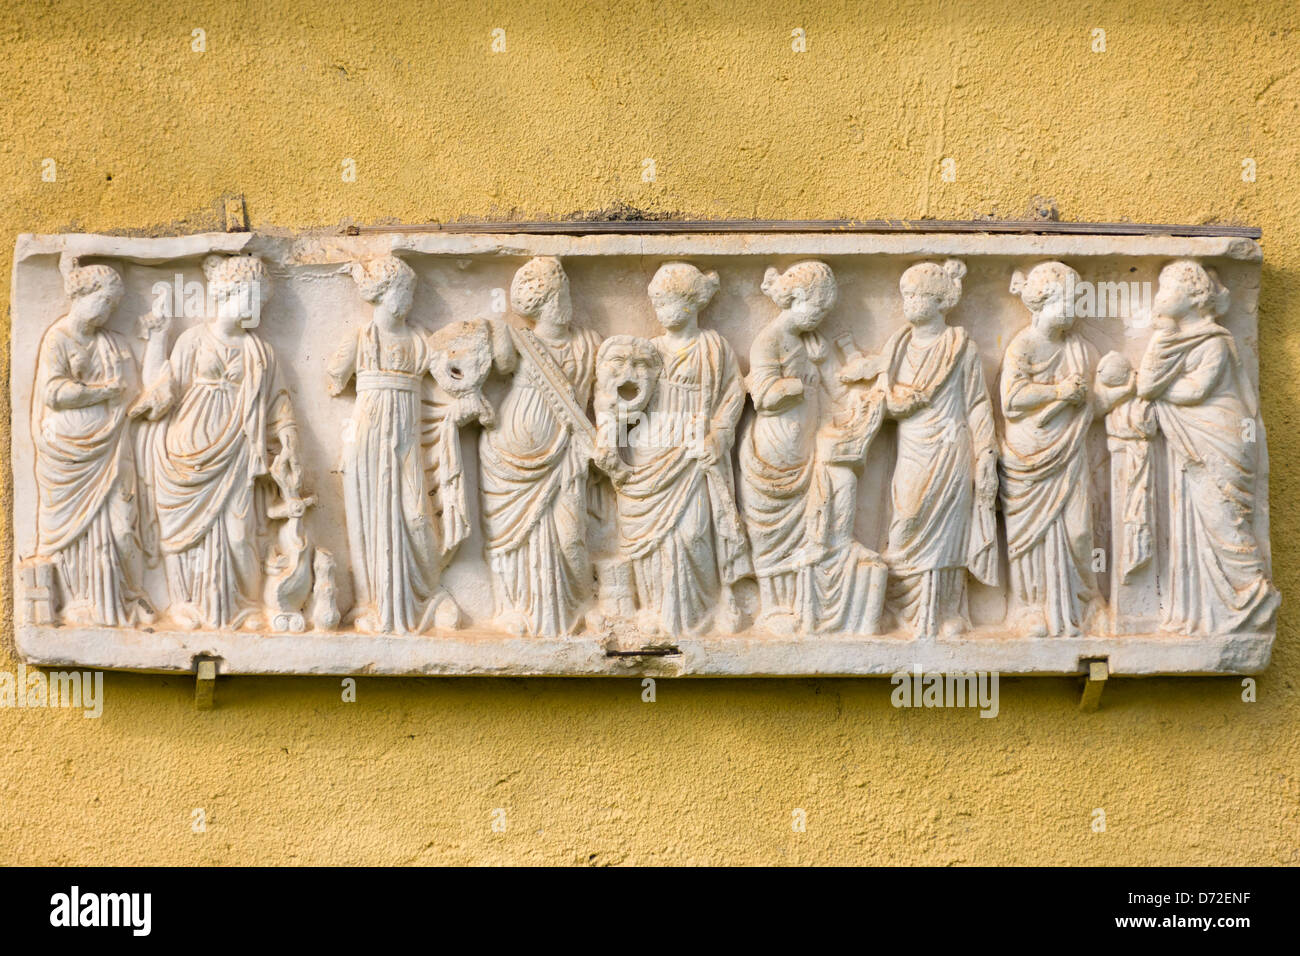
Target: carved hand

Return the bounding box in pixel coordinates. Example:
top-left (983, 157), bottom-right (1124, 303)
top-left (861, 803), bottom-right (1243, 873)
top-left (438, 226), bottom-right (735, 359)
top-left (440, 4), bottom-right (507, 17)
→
top-left (687, 430), bottom-right (723, 467)
top-left (487, 318), bottom-right (518, 374)
top-left (451, 397), bottom-right (482, 428)
top-left (96, 380), bottom-right (127, 403)
top-left (976, 451), bottom-right (999, 505)
top-left (1057, 374), bottom-right (1088, 405)
top-left (593, 447), bottom-right (630, 485)
top-left (138, 301), bottom-right (171, 340)
top-left (766, 377), bottom-right (804, 412)
top-left (838, 351), bottom-right (885, 384)
top-left (127, 384), bottom-right (171, 420)
top-left (887, 385), bottom-right (925, 417)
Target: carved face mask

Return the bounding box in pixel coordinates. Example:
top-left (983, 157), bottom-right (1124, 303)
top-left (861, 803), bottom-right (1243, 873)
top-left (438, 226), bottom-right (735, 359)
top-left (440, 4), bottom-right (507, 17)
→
top-left (595, 338), bottom-right (661, 422)
top-left (429, 320), bottom-right (494, 397)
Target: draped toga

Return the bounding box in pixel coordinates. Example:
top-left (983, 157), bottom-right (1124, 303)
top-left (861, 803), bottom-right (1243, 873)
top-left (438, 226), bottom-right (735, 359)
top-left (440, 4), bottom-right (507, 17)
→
top-left (32, 321), bottom-right (144, 626)
top-left (998, 330), bottom-right (1098, 635)
top-left (328, 324), bottom-right (445, 633)
top-left (616, 330), bottom-right (749, 635)
top-left (882, 325), bottom-right (998, 635)
top-left (152, 325), bottom-right (295, 629)
top-left (479, 326), bottom-right (600, 637)
top-left (740, 329), bottom-right (885, 634)
top-left (1137, 322), bottom-right (1278, 634)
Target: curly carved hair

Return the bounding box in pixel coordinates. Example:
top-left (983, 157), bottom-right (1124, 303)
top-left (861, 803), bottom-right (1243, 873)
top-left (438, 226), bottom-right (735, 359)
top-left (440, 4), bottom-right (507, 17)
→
top-left (648, 261), bottom-right (720, 308)
top-left (1159, 259), bottom-right (1230, 318)
top-left (760, 260), bottom-right (837, 311)
top-left (63, 262), bottom-right (123, 303)
top-left (1009, 260), bottom-right (1081, 312)
top-left (348, 255), bottom-right (416, 305)
top-left (202, 254), bottom-right (272, 305)
top-left (510, 256), bottom-right (567, 316)
top-left (900, 258), bottom-right (967, 311)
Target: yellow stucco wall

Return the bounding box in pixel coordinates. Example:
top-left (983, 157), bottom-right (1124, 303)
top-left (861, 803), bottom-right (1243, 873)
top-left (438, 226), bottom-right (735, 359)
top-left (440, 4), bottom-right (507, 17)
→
top-left (2, 0), bottom-right (1298, 865)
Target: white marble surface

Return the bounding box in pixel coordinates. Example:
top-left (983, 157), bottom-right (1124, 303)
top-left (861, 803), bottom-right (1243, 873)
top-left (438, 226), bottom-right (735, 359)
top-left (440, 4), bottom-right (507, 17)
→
top-left (10, 230), bottom-right (1275, 677)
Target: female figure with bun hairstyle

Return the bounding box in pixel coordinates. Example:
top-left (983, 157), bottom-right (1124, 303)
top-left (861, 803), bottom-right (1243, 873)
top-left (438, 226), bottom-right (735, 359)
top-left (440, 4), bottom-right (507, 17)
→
top-left (131, 254), bottom-right (301, 630)
top-left (998, 261), bottom-right (1100, 637)
top-left (881, 259), bottom-right (999, 639)
top-left (1136, 259), bottom-right (1278, 634)
top-left (479, 256), bottom-right (601, 637)
top-left (32, 262), bottom-right (152, 626)
top-left (606, 262), bottom-right (750, 636)
top-left (739, 260), bottom-right (886, 636)
top-left (327, 255), bottom-right (462, 634)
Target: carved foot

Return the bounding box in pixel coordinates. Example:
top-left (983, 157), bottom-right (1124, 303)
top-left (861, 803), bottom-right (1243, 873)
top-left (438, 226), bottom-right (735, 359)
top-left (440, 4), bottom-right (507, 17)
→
top-left (1083, 598), bottom-right (1109, 635)
top-left (427, 591), bottom-right (463, 631)
top-left (168, 602), bottom-right (205, 631)
top-left (757, 610), bottom-right (799, 637)
top-left (60, 600), bottom-right (98, 628)
top-left (128, 599), bottom-right (157, 627)
top-left (1012, 609), bottom-right (1048, 639)
top-left (495, 610), bottom-right (530, 636)
top-left (270, 611), bottom-right (305, 633)
top-left (939, 616), bottom-right (968, 640)
top-left (634, 609), bottom-right (668, 639)
top-left (713, 589), bottom-right (744, 635)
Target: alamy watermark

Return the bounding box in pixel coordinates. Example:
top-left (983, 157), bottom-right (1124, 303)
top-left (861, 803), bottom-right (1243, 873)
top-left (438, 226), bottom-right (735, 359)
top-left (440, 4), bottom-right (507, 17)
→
top-left (0, 664), bottom-right (103, 718)
top-left (1055, 274), bottom-right (1154, 323)
top-left (891, 666), bottom-right (999, 718)
top-left (149, 274), bottom-right (262, 328)
top-left (50, 886), bottom-right (150, 936)
top-left (596, 410), bottom-right (711, 451)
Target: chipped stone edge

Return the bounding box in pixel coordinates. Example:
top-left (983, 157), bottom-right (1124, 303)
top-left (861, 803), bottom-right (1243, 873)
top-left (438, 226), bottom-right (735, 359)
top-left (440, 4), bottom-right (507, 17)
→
top-left (14, 625), bottom-right (1273, 677)
top-left (14, 231), bottom-right (1263, 268)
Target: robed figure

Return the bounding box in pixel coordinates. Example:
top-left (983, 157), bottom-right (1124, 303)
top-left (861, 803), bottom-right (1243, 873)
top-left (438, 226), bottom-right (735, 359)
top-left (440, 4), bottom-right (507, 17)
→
top-left (480, 256), bottom-right (602, 637)
top-left (601, 263), bottom-right (750, 636)
top-left (739, 261), bottom-right (886, 636)
top-left (132, 255), bottom-right (301, 631)
top-left (33, 263), bottom-right (151, 626)
top-left (882, 260), bottom-right (999, 639)
top-left (1136, 259), bottom-right (1279, 635)
top-left (998, 262), bottom-right (1100, 637)
top-left (327, 255), bottom-right (463, 634)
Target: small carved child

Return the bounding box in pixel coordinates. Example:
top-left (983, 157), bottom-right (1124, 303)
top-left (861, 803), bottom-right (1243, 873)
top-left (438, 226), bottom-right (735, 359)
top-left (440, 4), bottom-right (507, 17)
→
top-left (1095, 350), bottom-right (1156, 580)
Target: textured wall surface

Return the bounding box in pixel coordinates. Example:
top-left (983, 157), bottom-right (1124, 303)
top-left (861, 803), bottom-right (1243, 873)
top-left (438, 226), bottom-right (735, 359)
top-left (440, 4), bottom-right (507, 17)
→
top-left (2, 0), bottom-right (1298, 865)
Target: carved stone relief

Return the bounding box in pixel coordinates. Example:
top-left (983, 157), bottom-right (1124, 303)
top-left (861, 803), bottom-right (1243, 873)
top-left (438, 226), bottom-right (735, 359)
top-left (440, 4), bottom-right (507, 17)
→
top-left (10, 230), bottom-right (1277, 677)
